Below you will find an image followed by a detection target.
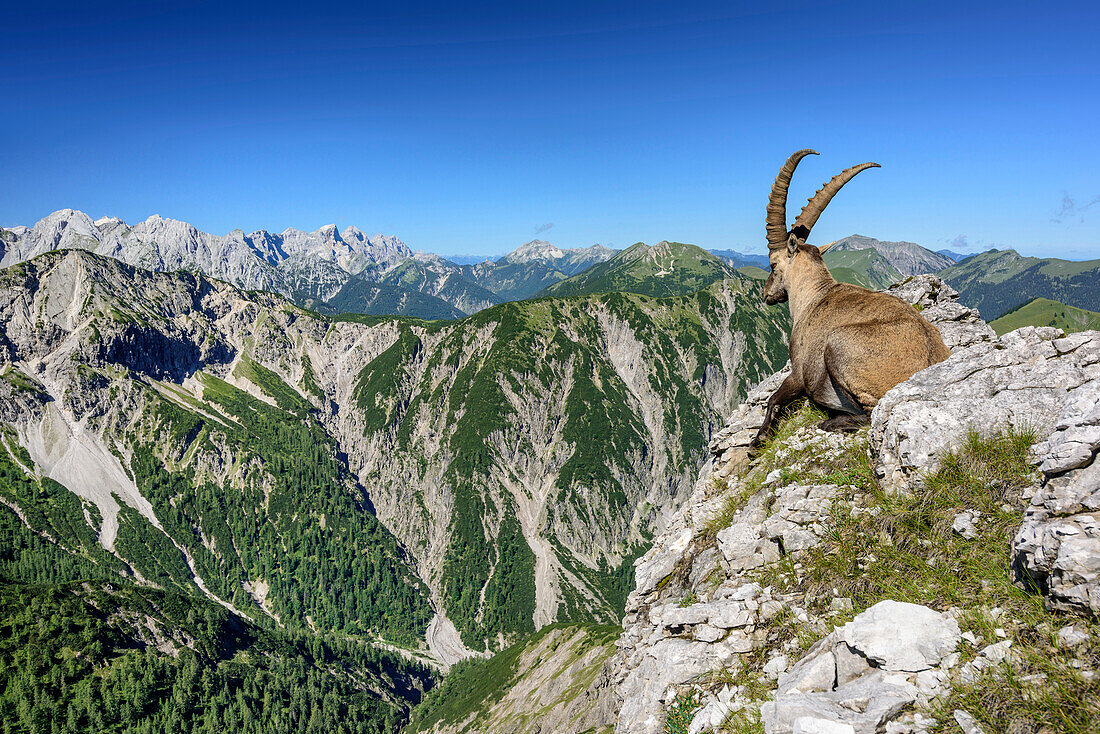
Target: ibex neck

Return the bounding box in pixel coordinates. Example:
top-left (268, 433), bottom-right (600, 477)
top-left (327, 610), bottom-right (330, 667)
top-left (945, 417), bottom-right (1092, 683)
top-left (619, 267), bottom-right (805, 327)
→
top-left (786, 261), bottom-right (835, 324)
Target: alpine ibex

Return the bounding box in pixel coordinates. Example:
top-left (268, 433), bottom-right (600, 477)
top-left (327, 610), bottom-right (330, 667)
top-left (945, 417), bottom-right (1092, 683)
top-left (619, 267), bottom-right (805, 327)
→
top-left (751, 149), bottom-right (951, 448)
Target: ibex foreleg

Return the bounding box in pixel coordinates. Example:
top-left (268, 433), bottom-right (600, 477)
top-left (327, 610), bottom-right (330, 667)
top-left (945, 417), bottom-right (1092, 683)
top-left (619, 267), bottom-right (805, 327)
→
top-left (750, 373), bottom-right (804, 451)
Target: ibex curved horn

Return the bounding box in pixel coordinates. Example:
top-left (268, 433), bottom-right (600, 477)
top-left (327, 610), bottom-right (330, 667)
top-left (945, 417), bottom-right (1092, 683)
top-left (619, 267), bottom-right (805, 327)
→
top-left (793, 161), bottom-right (880, 238)
top-left (766, 149), bottom-right (818, 250)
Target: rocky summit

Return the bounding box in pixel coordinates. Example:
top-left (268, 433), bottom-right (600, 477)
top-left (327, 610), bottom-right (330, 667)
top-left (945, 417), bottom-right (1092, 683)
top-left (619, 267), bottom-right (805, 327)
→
top-left (600, 276), bottom-right (1098, 734)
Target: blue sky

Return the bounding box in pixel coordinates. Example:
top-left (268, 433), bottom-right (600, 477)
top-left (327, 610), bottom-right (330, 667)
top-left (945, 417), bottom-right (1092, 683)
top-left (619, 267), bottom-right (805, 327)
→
top-left (2, 0), bottom-right (1098, 258)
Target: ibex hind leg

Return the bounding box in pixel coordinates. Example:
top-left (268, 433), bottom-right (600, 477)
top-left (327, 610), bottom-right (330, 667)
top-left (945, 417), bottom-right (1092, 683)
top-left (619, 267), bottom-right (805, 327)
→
top-left (816, 341), bottom-right (870, 433)
top-left (750, 373), bottom-right (804, 453)
top-left (819, 411), bottom-right (869, 432)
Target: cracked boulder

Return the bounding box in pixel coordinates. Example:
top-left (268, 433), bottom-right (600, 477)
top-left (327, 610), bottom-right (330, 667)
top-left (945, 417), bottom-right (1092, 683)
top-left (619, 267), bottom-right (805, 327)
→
top-left (762, 601), bottom-right (961, 734)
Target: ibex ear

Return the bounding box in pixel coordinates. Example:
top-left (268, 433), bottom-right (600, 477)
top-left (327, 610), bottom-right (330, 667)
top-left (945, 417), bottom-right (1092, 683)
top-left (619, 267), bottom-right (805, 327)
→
top-left (817, 240), bottom-right (835, 254)
top-left (786, 233), bottom-right (799, 255)
top-left (788, 225), bottom-right (810, 255)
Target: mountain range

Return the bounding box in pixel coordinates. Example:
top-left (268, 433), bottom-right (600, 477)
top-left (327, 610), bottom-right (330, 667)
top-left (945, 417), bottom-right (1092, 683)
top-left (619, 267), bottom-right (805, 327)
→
top-left (5, 212), bottom-right (1099, 326)
top-left (0, 248), bottom-right (789, 721)
top-left (1, 209), bottom-right (1098, 732)
top-left (937, 248), bottom-right (1100, 319)
top-left (0, 211), bottom-right (617, 321)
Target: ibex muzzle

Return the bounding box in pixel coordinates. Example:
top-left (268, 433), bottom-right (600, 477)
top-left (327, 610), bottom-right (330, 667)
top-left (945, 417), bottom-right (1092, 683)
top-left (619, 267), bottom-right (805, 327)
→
top-left (751, 150), bottom-right (951, 448)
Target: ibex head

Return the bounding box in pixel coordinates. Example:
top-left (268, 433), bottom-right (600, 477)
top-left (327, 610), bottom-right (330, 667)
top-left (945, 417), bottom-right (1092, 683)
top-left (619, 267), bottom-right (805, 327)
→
top-left (761, 150), bottom-right (880, 305)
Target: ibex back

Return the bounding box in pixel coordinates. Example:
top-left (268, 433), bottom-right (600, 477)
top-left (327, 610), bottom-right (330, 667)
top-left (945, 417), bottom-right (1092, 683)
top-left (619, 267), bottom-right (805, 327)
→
top-left (751, 149), bottom-right (951, 449)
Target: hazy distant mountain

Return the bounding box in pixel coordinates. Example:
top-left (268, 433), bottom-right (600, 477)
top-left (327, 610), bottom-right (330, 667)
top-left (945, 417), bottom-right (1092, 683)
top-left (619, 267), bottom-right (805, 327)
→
top-left (540, 241), bottom-right (742, 299)
top-left (445, 253), bottom-right (501, 265)
top-left (0, 211), bottom-right (617, 319)
top-left (936, 248), bottom-right (972, 262)
top-left (463, 240), bottom-right (616, 302)
top-left (708, 248), bottom-right (769, 269)
top-left (938, 249), bottom-right (1100, 319)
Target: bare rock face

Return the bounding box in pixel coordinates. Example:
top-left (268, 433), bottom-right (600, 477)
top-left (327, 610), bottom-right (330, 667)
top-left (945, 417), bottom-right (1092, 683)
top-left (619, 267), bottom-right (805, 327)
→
top-left (1012, 360), bottom-right (1100, 614)
top-left (871, 327), bottom-right (1100, 493)
top-left (837, 600), bottom-right (961, 673)
top-left (882, 275), bottom-right (995, 350)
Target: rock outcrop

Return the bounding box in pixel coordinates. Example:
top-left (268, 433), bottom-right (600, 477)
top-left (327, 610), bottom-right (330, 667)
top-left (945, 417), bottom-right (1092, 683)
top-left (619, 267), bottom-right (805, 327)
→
top-left (608, 275), bottom-right (1099, 734)
top-left (761, 601), bottom-right (961, 734)
top-left (1012, 338), bottom-right (1100, 614)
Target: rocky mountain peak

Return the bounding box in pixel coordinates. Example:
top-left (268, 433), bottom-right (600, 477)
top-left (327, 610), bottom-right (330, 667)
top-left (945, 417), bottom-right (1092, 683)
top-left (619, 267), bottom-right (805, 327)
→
top-left (829, 233), bottom-right (955, 276)
top-left (93, 216), bottom-right (124, 230)
top-left (504, 239), bottom-right (567, 264)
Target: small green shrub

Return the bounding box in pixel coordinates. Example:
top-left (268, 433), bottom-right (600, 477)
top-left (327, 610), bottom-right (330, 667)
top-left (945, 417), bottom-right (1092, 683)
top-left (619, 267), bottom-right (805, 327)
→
top-left (664, 689), bottom-right (702, 734)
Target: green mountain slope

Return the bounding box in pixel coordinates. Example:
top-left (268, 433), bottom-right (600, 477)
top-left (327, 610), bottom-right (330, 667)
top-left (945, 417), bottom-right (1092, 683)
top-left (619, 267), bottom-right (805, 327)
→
top-left (988, 297), bottom-right (1100, 336)
top-left (0, 250), bottom-right (790, 667)
top-left (0, 502), bottom-right (432, 732)
top-left (405, 623), bottom-right (619, 733)
top-left (823, 247), bottom-right (904, 289)
top-left (938, 249), bottom-right (1100, 319)
top-left (379, 258), bottom-right (501, 314)
top-left (540, 241), bottom-right (742, 299)
top-left (349, 282), bottom-right (789, 648)
top-left (314, 276), bottom-right (467, 320)
top-left (737, 265), bottom-right (768, 280)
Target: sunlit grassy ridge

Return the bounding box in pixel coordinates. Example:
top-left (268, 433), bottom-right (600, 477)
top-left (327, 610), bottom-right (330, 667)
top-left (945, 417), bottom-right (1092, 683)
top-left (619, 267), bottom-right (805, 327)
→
top-left (989, 297), bottom-right (1100, 336)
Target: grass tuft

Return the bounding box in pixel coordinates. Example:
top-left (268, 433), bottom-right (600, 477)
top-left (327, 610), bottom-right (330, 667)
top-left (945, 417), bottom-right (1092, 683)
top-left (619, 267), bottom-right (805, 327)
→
top-left (759, 426), bottom-right (1099, 733)
top-left (664, 689), bottom-right (702, 734)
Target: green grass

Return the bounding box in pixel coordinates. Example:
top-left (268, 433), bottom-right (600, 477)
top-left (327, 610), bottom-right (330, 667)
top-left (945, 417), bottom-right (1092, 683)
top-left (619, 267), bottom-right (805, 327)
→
top-left (405, 623), bottom-right (621, 733)
top-left (664, 690), bottom-right (702, 734)
top-left (756, 426), bottom-right (1099, 733)
top-left (989, 297), bottom-right (1100, 336)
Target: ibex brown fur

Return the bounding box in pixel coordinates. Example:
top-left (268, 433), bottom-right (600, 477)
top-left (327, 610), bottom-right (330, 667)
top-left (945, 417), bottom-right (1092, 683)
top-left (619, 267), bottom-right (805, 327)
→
top-left (751, 150), bottom-right (951, 448)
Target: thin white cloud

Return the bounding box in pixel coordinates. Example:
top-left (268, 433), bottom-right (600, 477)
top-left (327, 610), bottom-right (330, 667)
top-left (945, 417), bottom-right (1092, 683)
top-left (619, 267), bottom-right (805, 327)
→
top-left (1052, 193), bottom-right (1100, 223)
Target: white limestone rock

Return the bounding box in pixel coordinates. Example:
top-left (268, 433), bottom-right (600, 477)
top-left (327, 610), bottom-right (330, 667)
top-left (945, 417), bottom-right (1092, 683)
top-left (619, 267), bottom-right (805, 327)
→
top-left (871, 326), bottom-right (1100, 493)
top-left (951, 510), bottom-right (980, 540)
top-left (1012, 362), bottom-right (1100, 615)
top-left (839, 601), bottom-right (961, 673)
top-left (792, 719), bottom-right (856, 734)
